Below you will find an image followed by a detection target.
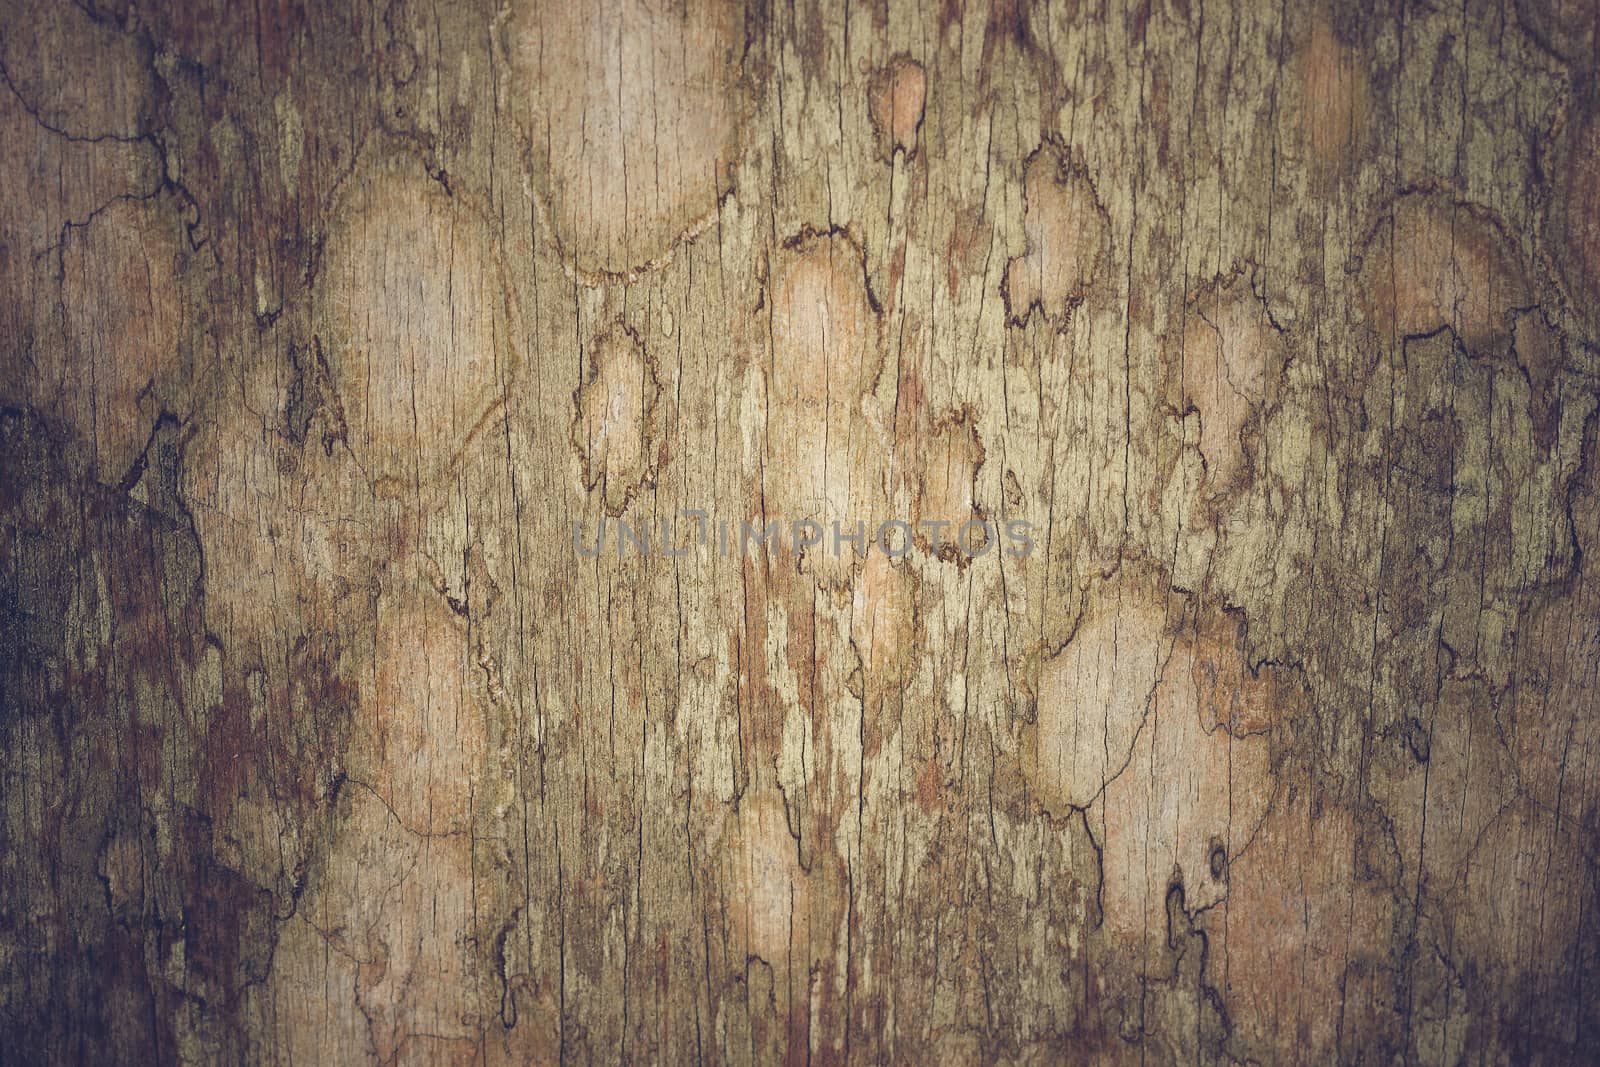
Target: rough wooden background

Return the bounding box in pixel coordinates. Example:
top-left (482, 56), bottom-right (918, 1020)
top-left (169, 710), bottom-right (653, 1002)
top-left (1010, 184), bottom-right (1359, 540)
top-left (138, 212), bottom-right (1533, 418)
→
top-left (2, 0), bottom-right (1598, 1062)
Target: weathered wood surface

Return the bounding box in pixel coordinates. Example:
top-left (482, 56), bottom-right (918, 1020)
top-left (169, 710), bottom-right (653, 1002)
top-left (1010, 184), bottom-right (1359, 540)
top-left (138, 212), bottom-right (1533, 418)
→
top-left (2, 0), bottom-right (1598, 1062)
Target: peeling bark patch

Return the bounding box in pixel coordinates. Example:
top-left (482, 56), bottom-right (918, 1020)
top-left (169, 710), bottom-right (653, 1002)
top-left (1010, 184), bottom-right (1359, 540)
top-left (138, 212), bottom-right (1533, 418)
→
top-left (180, 357), bottom-right (377, 665)
top-left (851, 547), bottom-right (917, 690)
top-left (269, 803), bottom-right (484, 1064)
top-left (355, 573), bottom-right (486, 832)
top-left (97, 831), bottom-right (146, 915)
top-left (268, 577), bottom-right (487, 1061)
top-left (1372, 676), bottom-right (1597, 1012)
top-left (770, 231), bottom-right (882, 412)
top-left (59, 198), bottom-right (186, 481)
top-left (1002, 143), bottom-right (1109, 325)
top-left (870, 55), bottom-right (927, 158)
top-left (0, 75), bottom-right (160, 285)
top-left (572, 321), bottom-right (662, 517)
top-left (1362, 190), bottom-right (1529, 351)
top-left (504, 0), bottom-right (750, 281)
top-left (320, 162), bottom-right (514, 495)
top-left (1031, 579), bottom-right (1290, 975)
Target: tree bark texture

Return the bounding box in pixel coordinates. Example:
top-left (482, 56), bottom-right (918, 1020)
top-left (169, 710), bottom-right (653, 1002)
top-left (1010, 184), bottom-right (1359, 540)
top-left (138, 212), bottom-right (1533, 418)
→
top-left (2, 0), bottom-right (1599, 1063)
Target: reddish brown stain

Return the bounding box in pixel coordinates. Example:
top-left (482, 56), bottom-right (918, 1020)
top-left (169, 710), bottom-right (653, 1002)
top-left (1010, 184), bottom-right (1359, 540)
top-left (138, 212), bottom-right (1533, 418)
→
top-left (1222, 793), bottom-right (1394, 1058)
top-left (1029, 577), bottom-right (1291, 977)
top-left (914, 756), bottom-right (944, 813)
top-left (852, 547), bottom-right (918, 689)
top-left (1184, 610), bottom-right (1296, 736)
top-left (944, 203), bottom-right (991, 300)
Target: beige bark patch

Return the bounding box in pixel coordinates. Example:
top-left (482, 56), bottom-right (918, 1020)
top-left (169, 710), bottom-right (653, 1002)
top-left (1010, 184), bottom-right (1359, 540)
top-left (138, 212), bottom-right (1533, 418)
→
top-left (766, 230), bottom-right (886, 583)
top-left (60, 197), bottom-right (186, 481)
top-left (727, 789), bottom-right (811, 965)
top-left (1362, 191), bottom-right (1529, 351)
top-left (1554, 106), bottom-right (1600, 320)
top-left (350, 834), bottom-right (484, 1064)
top-left (572, 322), bottom-right (663, 516)
top-left (266, 913), bottom-right (371, 1064)
top-left (503, 0), bottom-right (750, 281)
top-left (870, 55), bottom-right (927, 158)
top-left (851, 547), bottom-right (917, 688)
top-left (912, 405), bottom-right (986, 560)
top-left (1181, 279), bottom-right (1278, 492)
top-left (320, 162), bottom-right (516, 497)
top-left (1003, 144), bottom-right (1109, 325)
top-left (1299, 17), bottom-right (1366, 173)
top-left (1094, 613), bottom-right (1277, 962)
top-left (0, 1), bottom-right (151, 139)
top-left (1032, 590), bottom-right (1171, 814)
top-left (1221, 794), bottom-right (1394, 1059)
